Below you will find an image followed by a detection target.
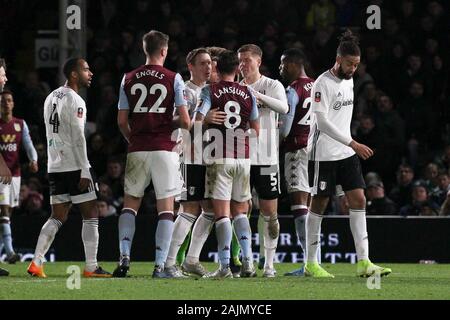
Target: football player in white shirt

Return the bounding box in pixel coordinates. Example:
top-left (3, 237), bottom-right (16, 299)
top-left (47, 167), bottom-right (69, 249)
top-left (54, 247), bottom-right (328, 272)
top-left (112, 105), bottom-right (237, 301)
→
top-left (305, 30), bottom-right (391, 278)
top-left (165, 48), bottom-right (214, 276)
top-left (27, 58), bottom-right (111, 278)
top-left (238, 44), bottom-right (289, 277)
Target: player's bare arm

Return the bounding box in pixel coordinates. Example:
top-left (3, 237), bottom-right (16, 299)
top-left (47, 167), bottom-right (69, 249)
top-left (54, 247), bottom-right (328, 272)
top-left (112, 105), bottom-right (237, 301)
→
top-left (117, 109), bottom-right (131, 143)
top-left (173, 105), bottom-right (190, 130)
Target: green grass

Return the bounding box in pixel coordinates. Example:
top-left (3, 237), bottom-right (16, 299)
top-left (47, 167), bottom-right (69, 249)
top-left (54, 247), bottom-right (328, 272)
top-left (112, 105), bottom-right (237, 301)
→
top-left (1, 262), bottom-right (450, 300)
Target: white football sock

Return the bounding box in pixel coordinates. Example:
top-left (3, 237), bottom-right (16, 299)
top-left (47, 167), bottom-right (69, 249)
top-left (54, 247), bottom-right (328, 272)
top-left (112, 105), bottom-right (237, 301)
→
top-left (82, 218), bottom-right (99, 272)
top-left (263, 214), bottom-right (279, 270)
top-left (186, 211), bottom-right (214, 264)
top-left (166, 212), bottom-right (196, 267)
top-left (33, 218), bottom-right (62, 265)
top-left (349, 208), bottom-right (369, 261)
top-left (306, 211), bottom-right (323, 264)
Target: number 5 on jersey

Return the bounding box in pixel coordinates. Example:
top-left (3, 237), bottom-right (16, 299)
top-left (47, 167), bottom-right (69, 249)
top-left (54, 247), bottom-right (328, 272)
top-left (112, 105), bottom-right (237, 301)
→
top-left (131, 83), bottom-right (167, 113)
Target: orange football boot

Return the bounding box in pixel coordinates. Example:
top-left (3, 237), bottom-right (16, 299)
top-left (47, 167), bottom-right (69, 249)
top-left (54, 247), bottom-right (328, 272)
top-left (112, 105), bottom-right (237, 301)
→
top-left (27, 261), bottom-right (47, 278)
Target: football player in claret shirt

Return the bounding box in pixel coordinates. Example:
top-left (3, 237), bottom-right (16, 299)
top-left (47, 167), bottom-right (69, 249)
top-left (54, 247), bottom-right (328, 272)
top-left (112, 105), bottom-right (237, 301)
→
top-left (0, 58), bottom-right (13, 277)
top-left (0, 90), bottom-right (38, 264)
top-left (114, 30), bottom-right (190, 278)
top-left (279, 48), bottom-right (321, 276)
top-left (195, 50), bottom-right (259, 278)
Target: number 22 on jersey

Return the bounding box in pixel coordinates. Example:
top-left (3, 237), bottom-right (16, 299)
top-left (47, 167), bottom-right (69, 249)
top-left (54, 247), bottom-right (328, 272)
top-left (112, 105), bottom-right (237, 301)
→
top-left (131, 83), bottom-right (168, 113)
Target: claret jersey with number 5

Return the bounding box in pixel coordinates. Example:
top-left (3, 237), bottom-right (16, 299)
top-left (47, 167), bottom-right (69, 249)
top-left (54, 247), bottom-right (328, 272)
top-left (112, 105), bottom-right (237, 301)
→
top-left (118, 64), bottom-right (187, 153)
top-left (44, 86), bottom-right (91, 173)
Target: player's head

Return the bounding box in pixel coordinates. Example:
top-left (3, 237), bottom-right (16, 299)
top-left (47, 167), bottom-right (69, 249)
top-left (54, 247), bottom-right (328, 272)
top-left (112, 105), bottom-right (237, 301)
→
top-left (63, 58), bottom-right (93, 88)
top-left (142, 30), bottom-right (169, 61)
top-left (335, 29), bottom-right (360, 80)
top-left (216, 50), bottom-right (239, 78)
top-left (237, 44), bottom-right (262, 79)
top-left (0, 58), bottom-right (7, 92)
top-left (186, 48), bottom-right (212, 83)
top-left (0, 90), bottom-right (14, 115)
top-left (279, 48), bottom-right (306, 83)
top-left (206, 46), bottom-right (227, 83)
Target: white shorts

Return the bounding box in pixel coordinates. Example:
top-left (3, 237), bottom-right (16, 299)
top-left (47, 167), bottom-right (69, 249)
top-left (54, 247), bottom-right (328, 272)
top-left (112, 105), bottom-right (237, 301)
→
top-left (205, 158), bottom-right (251, 202)
top-left (0, 176), bottom-right (20, 207)
top-left (284, 149), bottom-right (310, 193)
top-left (124, 151), bottom-right (182, 200)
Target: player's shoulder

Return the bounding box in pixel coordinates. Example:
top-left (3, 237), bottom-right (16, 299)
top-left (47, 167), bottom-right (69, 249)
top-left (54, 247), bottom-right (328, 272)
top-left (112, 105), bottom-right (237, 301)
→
top-left (11, 116), bottom-right (24, 123)
top-left (313, 70), bottom-right (336, 91)
top-left (124, 64), bottom-right (177, 82)
top-left (291, 76), bottom-right (315, 89)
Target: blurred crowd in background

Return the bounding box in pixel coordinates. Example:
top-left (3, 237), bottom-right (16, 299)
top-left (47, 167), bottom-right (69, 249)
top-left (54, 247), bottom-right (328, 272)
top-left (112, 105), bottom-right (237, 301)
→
top-left (1, 0), bottom-right (449, 217)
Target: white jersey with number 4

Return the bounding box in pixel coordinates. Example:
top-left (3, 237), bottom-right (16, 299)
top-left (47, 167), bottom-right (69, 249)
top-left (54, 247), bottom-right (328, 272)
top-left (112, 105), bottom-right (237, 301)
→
top-left (241, 76), bottom-right (286, 166)
top-left (309, 70), bottom-right (355, 162)
top-left (44, 86), bottom-right (91, 173)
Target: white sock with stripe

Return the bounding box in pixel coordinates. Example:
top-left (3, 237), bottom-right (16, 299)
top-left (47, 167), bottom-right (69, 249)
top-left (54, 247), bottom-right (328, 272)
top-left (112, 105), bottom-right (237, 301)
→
top-left (349, 208), bottom-right (369, 261)
top-left (306, 210), bottom-right (323, 264)
top-left (185, 211), bottom-right (214, 264)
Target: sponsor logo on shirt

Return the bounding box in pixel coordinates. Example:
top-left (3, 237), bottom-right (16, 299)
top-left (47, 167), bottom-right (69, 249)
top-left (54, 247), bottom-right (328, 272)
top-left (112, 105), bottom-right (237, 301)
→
top-left (332, 99), bottom-right (353, 110)
top-left (77, 107), bottom-right (84, 118)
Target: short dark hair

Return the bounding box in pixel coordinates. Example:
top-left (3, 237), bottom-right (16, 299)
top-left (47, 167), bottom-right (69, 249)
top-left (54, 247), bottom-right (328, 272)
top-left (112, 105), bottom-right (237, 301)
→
top-left (282, 48), bottom-right (306, 66)
top-left (63, 58), bottom-right (82, 80)
top-left (216, 50), bottom-right (239, 75)
top-left (186, 48), bottom-right (210, 65)
top-left (206, 46), bottom-right (227, 61)
top-left (337, 29), bottom-right (361, 57)
top-left (0, 58), bottom-right (6, 70)
top-left (0, 89), bottom-right (13, 97)
top-left (142, 30), bottom-right (169, 56)
top-left (238, 44), bottom-right (263, 58)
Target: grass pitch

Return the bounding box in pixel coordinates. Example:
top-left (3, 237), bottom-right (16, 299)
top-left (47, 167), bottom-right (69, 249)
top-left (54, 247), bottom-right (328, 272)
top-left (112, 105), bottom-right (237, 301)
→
top-left (1, 262), bottom-right (449, 300)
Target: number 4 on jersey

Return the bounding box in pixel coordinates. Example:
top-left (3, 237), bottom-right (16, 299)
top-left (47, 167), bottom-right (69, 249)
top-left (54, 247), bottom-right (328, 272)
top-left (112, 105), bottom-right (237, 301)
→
top-left (49, 103), bottom-right (60, 133)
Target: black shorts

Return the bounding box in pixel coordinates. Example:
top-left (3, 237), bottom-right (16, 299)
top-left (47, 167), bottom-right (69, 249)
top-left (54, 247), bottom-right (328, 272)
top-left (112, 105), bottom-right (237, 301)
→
top-left (48, 169), bottom-right (98, 204)
top-left (180, 163), bottom-right (206, 202)
top-left (308, 154), bottom-right (366, 196)
top-left (250, 165), bottom-right (280, 200)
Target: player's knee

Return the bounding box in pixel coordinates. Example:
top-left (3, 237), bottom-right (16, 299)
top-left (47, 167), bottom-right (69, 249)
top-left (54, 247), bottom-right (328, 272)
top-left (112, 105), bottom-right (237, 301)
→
top-left (120, 208), bottom-right (137, 216)
top-left (158, 211), bottom-right (174, 221)
top-left (52, 214), bottom-right (68, 224)
top-left (0, 216), bottom-right (10, 224)
top-left (348, 196), bottom-right (366, 210)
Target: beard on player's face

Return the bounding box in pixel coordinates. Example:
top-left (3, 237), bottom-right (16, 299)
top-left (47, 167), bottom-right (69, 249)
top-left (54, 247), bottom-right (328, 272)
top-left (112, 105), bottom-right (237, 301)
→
top-left (337, 65), bottom-right (353, 80)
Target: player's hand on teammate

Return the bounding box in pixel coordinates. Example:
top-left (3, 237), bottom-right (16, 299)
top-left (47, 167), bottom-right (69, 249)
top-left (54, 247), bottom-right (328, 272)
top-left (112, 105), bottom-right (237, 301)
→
top-left (349, 140), bottom-right (373, 160)
top-left (29, 160), bottom-right (38, 173)
top-left (78, 178), bottom-right (91, 192)
top-left (246, 85), bottom-right (263, 105)
top-left (205, 108), bottom-right (226, 125)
